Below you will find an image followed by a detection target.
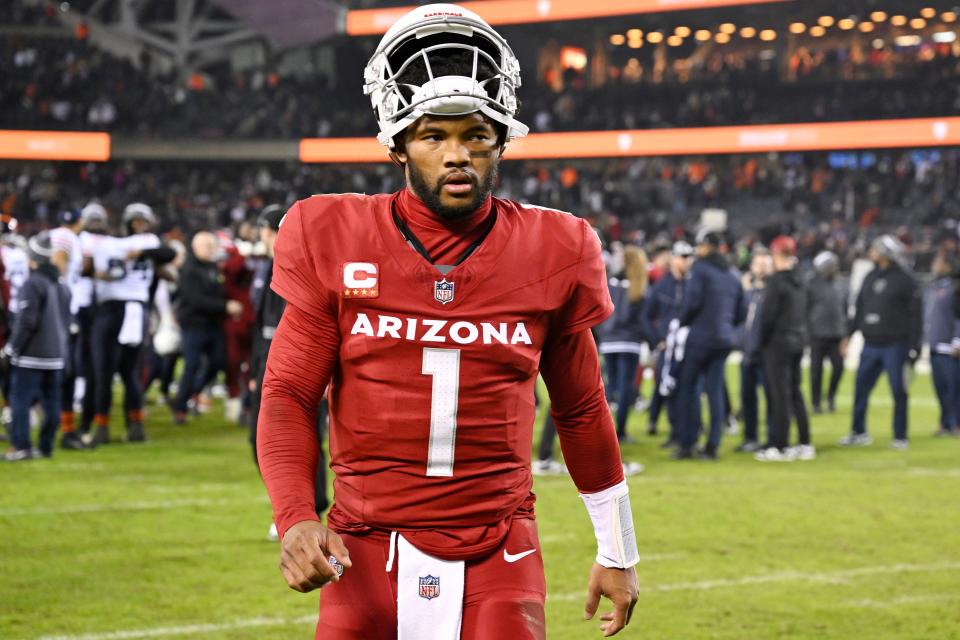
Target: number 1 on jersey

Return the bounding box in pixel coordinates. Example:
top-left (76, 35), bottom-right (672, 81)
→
top-left (422, 348), bottom-right (460, 477)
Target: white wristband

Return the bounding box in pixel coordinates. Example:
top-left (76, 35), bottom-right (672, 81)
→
top-left (579, 480), bottom-right (639, 569)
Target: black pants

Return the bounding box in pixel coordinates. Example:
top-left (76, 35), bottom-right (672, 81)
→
top-left (809, 337), bottom-right (844, 408)
top-left (75, 306), bottom-right (97, 432)
top-left (93, 301), bottom-right (146, 423)
top-left (537, 411), bottom-right (557, 461)
top-left (763, 346), bottom-right (810, 450)
top-left (249, 341), bottom-right (329, 514)
top-left (172, 326), bottom-right (225, 413)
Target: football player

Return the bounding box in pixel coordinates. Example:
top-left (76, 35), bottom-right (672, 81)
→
top-left (258, 5), bottom-right (639, 639)
top-left (91, 203), bottom-right (176, 443)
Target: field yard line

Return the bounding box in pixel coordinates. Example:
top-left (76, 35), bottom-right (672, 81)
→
top-left (550, 561), bottom-right (960, 600)
top-left (35, 615), bottom-right (317, 640)
top-left (0, 497), bottom-right (266, 517)
top-left (847, 593), bottom-right (959, 608)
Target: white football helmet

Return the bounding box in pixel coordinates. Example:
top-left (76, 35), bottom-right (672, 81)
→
top-left (363, 3), bottom-right (528, 148)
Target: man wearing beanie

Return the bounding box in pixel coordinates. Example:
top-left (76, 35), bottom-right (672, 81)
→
top-left (2, 232), bottom-right (71, 461)
top-left (841, 235), bottom-right (921, 449)
top-left (248, 205), bottom-right (329, 541)
top-left (755, 236), bottom-right (812, 462)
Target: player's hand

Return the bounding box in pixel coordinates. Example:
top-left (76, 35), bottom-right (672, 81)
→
top-left (584, 563), bottom-right (638, 637)
top-left (279, 520), bottom-right (352, 593)
top-left (839, 338), bottom-right (849, 358)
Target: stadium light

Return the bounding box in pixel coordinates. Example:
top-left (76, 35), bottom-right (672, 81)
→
top-left (628, 38), bottom-right (643, 48)
top-left (933, 30), bottom-right (958, 42)
top-left (719, 22), bottom-right (736, 34)
top-left (675, 26), bottom-right (692, 37)
top-left (894, 35), bottom-right (921, 46)
top-left (943, 11), bottom-right (958, 22)
top-left (647, 31), bottom-right (664, 43)
top-left (715, 32), bottom-right (731, 43)
top-left (668, 35), bottom-right (684, 46)
top-left (870, 11), bottom-right (888, 22)
top-left (891, 15), bottom-right (908, 26)
top-left (838, 18), bottom-right (856, 30)
top-left (627, 28), bottom-right (642, 39)
top-left (610, 34), bottom-right (626, 45)
top-left (345, 0), bottom-right (793, 36)
top-left (695, 29), bottom-right (712, 41)
top-left (740, 26), bottom-right (757, 38)
top-left (760, 29), bottom-right (777, 41)
top-left (921, 7), bottom-right (937, 19)
top-left (818, 16), bottom-right (835, 27)
top-left (872, 38), bottom-right (885, 49)
top-left (789, 22), bottom-right (806, 34)
top-left (810, 25), bottom-right (826, 37)
top-left (911, 18), bottom-right (927, 29)
top-left (859, 21), bottom-right (875, 33)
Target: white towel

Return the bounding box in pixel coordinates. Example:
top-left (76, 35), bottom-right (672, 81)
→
top-left (118, 301), bottom-right (144, 346)
top-left (396, 535), bottom-right (464, 640)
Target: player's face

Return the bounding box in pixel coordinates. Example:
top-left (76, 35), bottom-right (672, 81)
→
top-left (397, 113), bottom-right (501, 220)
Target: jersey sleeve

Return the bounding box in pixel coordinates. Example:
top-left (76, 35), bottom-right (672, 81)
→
top-left (271, 200), bottom-right (336, 317)
top-left (554, 219), bottom-right (614, 335)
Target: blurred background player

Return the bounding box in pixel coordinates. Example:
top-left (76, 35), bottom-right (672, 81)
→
top-left (49, 208), bottom-right (86, 450)
top-left (736, 246), bottom-right (772, 454)
top-left (91, 203), bottom-right (175, 443)
top-left (924, 252), bottom-right (960, 437)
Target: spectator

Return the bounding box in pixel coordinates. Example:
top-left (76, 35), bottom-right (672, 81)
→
top-left (598, 244), bottom-right (648, 444)
top-left (806, 251), bottom-right (847, 414)
top-left (924, 252), bottom-right (960, 437)
top-left (2, 232), bottom-right (70, 461)
top-left (736, 247), bottom-right (772, 453)
top-left (755, 236), bottom-right (813, 462)
top-left (841, 235), bottom-right (922, 450)
top-left (674, 229), bottom-right (745, 460)
top-left (171, 231), bottom-right (242, 425)
top-left (641, 240), bottom-right (692, 444)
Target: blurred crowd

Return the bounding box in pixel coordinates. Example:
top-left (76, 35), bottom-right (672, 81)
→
top-left (3, 147), bottom-right (959, 269)
top-left (2, 26), bottom-right (959, 138)
top-left (3, 197), bottom-right (959, 468)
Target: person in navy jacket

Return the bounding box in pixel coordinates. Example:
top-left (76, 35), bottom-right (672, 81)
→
top-left (673, 229), bottom-right (746, 460)
top-left (641, 241), bottom-right (692, 445)
top-left (736, 247), bottom-right (772, 453)
top-left (598, 244), bottom-right (648, 443)
top-left (925, 252), bottom-right (960, 436)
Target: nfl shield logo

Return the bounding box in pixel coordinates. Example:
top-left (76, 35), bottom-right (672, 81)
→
top-left (419, 575), bottom-right (440, 600)
top-left (434, 279), bottom-right (455, 305)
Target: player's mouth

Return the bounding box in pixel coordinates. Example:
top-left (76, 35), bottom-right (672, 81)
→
top-left (440, 173), bottom-right (475, 196)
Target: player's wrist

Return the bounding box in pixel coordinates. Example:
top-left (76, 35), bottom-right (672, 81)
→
top-left (580, 480), bottom-right (640, 569)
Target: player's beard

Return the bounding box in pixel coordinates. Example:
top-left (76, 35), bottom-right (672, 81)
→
top-left (407, 161), bottom-right (499, 221)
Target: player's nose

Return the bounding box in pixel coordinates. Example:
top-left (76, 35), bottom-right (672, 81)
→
top-left (441, 141), bottom-right (470, 168)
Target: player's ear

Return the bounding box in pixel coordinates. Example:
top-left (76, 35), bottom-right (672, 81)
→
top-left (389, 150), bottom-right (406, 168)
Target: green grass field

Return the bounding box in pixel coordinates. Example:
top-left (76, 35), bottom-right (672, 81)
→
top-left (1, 369), bottom-right (959, 640)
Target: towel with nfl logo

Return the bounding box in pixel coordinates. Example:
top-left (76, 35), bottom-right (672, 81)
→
top-left (397, 534), bottom-right (465, 639)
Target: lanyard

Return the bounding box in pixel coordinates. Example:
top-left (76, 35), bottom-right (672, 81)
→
top-left (391, 203), bottom-right (497, 267)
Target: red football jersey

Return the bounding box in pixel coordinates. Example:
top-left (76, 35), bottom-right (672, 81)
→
top-left (270, 191), bottom-right (613, 559)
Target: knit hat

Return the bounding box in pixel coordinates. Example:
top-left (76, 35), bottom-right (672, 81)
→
top-left (257, 204), bottom-right (285, 232)
top-left (695, 227), bottom-right (722, 247)
top-left (28, 231), bottom-right (54, 265)
top-left (81, 202), bottom-right (108, 224)
top-left (672, 241), bottom-right (694, 257)
top-left (871, 234), bottom-right (906, 263)
top-left (60, 208), bottom-right (82, 225)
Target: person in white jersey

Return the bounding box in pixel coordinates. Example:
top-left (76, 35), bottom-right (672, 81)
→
top-left (91, 203), bottom-right (176, 444)
top-left (50, 208), bottom-right (87, 450)
top-left (74, 204), bottom-right (110, 443)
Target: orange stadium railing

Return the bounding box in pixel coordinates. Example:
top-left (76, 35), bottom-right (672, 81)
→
top-left (345, 0), bottom-right (790, 36)
top-left (2, 117), bottom-right (959, 162)
top-left (299, 117), bottom-right (960, 163)
top-left (0, 130), bottom-right (110, 161)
